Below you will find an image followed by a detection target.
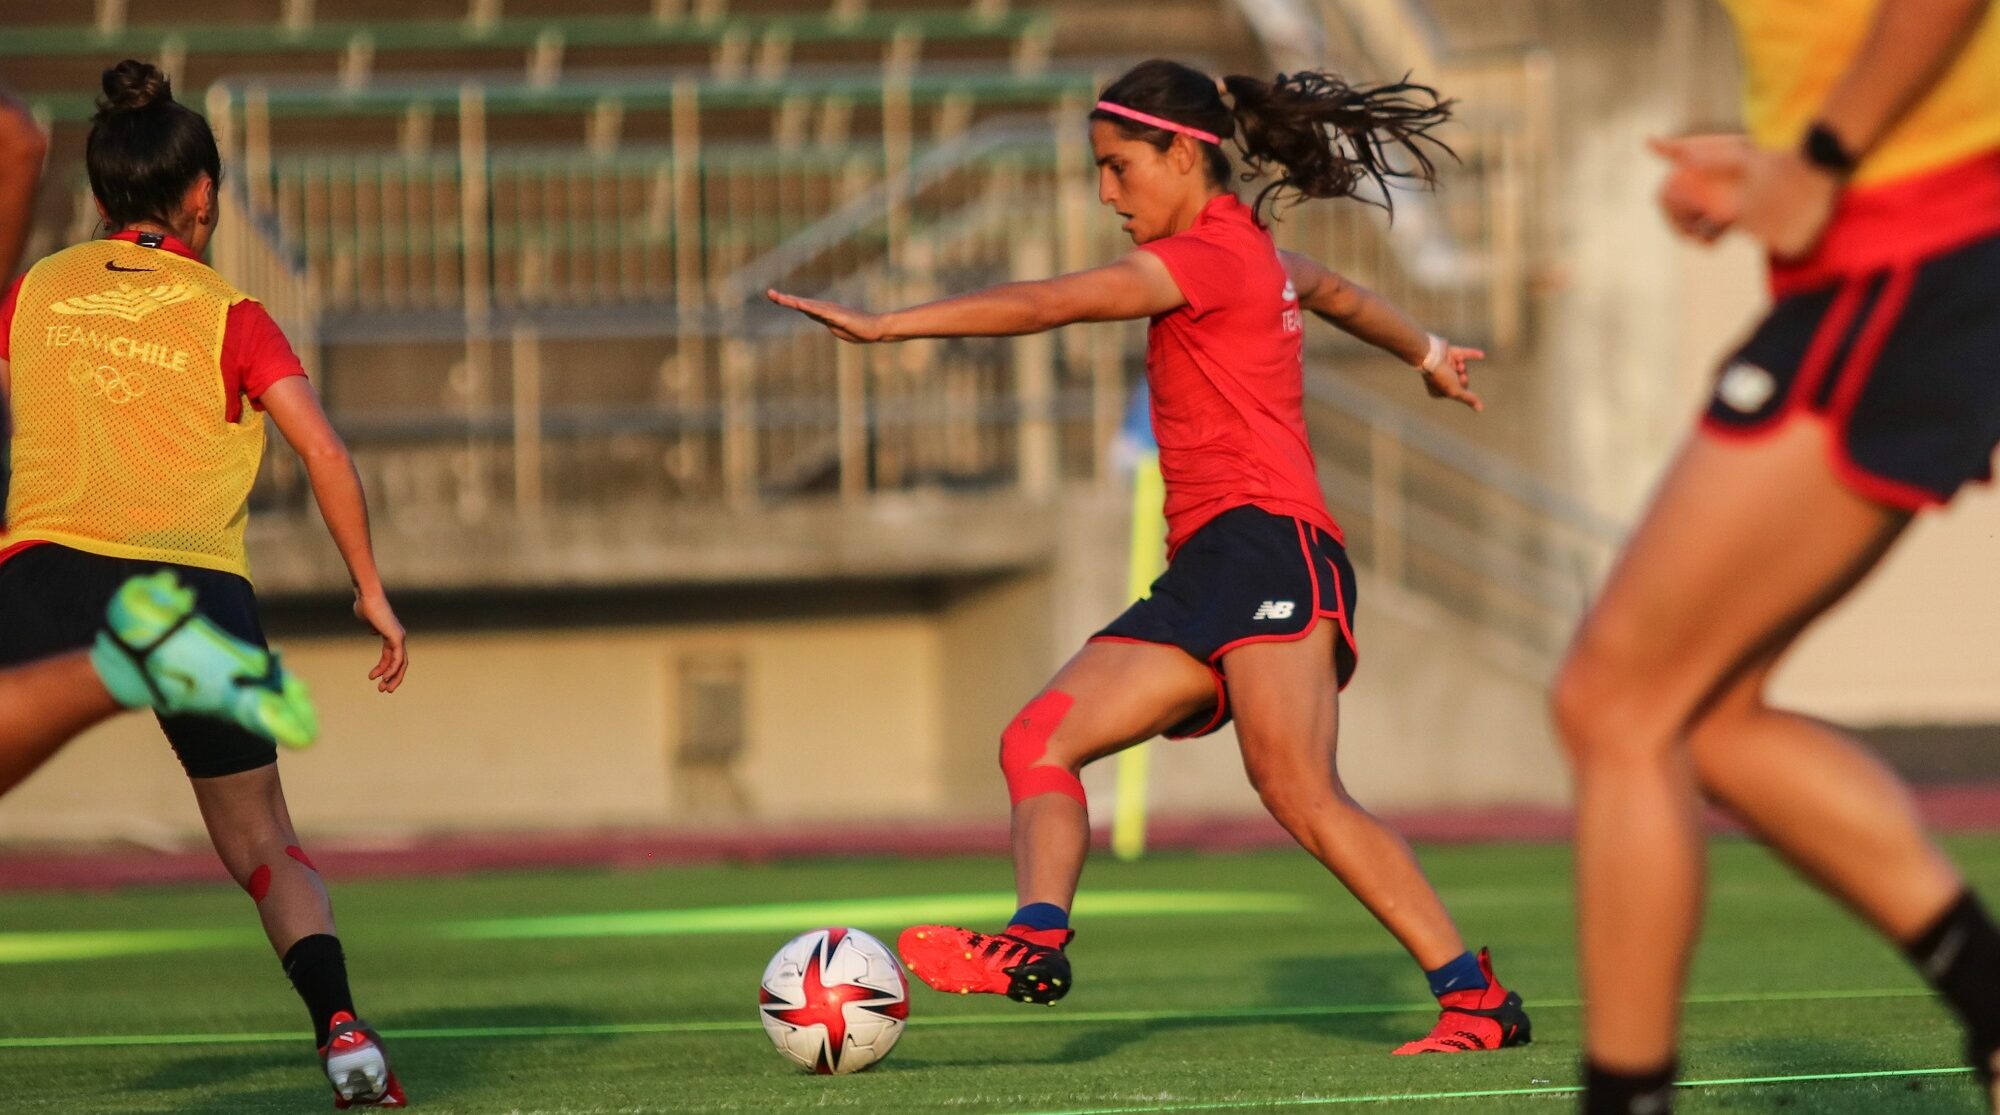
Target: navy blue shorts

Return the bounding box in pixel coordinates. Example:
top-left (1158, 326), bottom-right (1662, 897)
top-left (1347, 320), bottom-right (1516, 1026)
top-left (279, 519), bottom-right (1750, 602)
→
top-left (0, 543), bottom-right (277, 779)
top-left (1703, 231), bottom-right (2000, 509)
top-left (1093, 505), bottom-right (1359, 739)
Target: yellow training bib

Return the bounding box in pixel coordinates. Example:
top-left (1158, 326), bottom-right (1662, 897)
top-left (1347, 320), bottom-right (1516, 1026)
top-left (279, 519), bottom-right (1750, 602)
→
top-left (3, 238), bottom-right (265, 579)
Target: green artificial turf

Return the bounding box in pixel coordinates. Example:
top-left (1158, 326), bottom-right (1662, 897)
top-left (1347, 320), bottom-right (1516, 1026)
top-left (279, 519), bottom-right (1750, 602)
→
top-left (0, 836), bottom-right (1994, 1113)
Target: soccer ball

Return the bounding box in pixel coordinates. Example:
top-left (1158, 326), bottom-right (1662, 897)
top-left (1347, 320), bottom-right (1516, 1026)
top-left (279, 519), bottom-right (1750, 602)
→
top-left (758, 927), bottom-right (909, 1074)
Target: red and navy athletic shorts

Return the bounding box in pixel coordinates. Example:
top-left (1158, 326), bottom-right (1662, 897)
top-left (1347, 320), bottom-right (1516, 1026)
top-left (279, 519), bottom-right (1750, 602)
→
top-left (1091, 505), bottom-right (1359, 739)
top-left (1703, 229), bottom-right (2000, 511)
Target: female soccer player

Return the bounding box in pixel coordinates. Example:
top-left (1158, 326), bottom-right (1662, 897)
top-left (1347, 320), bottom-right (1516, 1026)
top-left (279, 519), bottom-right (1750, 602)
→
top-left (1553, 1), bottom-right (2000, 1111)
top-left (773, 58), bottom-right (1532, 1055)
top-left (0, 85), bottom-right (317, 799)
top-left (0, 62), bottom-right (408, 1108)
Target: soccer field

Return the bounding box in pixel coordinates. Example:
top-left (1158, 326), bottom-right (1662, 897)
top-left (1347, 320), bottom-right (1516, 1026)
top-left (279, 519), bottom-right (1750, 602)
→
top-left (1, 837), bottom-right (1994, 1114)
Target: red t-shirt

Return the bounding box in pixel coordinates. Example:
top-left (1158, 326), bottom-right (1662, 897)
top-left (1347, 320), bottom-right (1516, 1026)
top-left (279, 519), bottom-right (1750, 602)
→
top-left (0, 230), bottom-right (307, 423)
top-left (1137, 194), bottom-right (1340, 555)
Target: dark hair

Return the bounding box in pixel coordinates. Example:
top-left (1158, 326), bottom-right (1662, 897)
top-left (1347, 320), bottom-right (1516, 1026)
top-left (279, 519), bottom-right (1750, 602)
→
top-left (1090, 58), bottom-right (1456, 222)
top-left (86, 60), bottom-right (221, 231)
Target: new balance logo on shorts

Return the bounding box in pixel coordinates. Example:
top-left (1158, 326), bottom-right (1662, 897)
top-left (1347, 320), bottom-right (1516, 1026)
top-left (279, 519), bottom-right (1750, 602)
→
top-left (1252, 601), bottom-right (1296, 621)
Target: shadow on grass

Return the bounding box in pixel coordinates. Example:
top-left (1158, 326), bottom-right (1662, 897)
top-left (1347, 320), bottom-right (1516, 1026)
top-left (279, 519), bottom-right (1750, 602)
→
top-left (890, 950), bottom-right (1430, 1070)
top-left (121, 1002), bottom-right (612, 1113)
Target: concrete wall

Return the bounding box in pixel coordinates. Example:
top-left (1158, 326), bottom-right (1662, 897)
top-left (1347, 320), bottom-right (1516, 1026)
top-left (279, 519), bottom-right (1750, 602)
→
top-left (0, 612), bottom-right (948, 843)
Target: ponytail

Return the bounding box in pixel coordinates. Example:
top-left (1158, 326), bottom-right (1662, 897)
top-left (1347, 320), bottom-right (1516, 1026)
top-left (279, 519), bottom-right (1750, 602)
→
top-left (1092, 59), bottom-right (1457, 223)
top-left (1223, 71), bottom-right (1455, 220)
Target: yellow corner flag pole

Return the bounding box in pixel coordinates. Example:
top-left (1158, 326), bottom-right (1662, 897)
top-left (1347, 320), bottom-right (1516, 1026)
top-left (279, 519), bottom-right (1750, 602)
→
top-left (1111, 450), bottom-right (1167, 861)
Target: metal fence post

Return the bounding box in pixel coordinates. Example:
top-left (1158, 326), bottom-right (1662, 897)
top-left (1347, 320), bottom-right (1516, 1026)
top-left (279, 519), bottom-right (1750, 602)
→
top-left (836, 342), bottom-right (867, 502)
top-left (511, 326), bottom-right (544, 516)
top-left (721, 336), bottom-right (758, 508)
top-left (671, 79), bottom-right (706, 489)
top-left (459, 82), bottom-right (494, 520)
top-left (1012, 235), bottom-right (1056, 497)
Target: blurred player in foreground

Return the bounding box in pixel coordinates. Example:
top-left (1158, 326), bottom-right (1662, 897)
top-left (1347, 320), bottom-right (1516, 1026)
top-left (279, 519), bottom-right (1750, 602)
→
top-left (1553, 1), bottom-right (2000, 1111)
top-left (0, 64), bottom-right (408, 1108)
top-left (775, 58), bottom-right (1532, 1056)
top-left (0, 96), bottom-right (316, 785)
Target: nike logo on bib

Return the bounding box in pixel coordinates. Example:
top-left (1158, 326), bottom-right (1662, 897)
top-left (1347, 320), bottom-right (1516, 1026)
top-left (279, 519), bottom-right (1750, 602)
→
top-left (104, 261), bottom-right (157, 273)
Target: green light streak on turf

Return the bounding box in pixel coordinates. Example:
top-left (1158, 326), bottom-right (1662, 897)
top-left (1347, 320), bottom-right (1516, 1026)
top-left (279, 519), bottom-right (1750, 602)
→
top-left (0, 928), bottom-right (257, 965)
top-left (0, 891), bottom-right (1303, 965)
top-left (1018, 1066), bottom-right (1976, 1114)
top-left (442, 890), bottom-right (1306, 941)
top-left (0, 986), bottom-right (1941, 1049)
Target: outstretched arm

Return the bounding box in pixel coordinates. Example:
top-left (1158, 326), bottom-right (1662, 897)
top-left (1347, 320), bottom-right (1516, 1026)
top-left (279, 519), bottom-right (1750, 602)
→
top-left (1282, 251), bottom-right (1485, 412)
top-left (768, 252), bottom-right (1185, 343)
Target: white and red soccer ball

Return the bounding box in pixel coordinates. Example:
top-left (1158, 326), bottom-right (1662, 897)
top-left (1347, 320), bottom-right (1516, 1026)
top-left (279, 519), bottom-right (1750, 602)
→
top-left (758, 927), bottom-right (909, 1074)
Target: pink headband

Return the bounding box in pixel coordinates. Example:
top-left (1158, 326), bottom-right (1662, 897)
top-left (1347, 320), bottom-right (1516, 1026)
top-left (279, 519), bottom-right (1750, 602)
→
top-left (1094, 100), bottom-right (1221, 146)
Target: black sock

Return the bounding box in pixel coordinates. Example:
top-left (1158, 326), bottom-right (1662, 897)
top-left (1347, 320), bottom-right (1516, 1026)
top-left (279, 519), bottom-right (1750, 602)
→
top-left (1904, 889), bottom-right (2000, 1055)
top-left (282, 934), bottom-right (357, 1046)
top-left (1582, 1060), bottom-right (1676, 1115)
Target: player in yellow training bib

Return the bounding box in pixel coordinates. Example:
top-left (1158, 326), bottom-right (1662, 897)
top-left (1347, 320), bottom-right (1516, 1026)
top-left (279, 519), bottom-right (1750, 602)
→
top-left (0, 62), bottom-right (409, 1109)
top-left (1556, 2), bottom-right (2000, 1113)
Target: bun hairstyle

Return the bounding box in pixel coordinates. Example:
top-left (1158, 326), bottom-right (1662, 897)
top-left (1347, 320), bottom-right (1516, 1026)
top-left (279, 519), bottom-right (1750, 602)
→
top-left (86, 59), bottom-right (222, 231)
top-left (1091, 58), bottom-right (1456, 222)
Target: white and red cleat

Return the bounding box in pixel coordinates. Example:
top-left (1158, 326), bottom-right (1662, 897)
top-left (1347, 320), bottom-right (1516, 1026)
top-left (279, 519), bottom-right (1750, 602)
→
top-left (321, 1011), bottom-right (407, 1108)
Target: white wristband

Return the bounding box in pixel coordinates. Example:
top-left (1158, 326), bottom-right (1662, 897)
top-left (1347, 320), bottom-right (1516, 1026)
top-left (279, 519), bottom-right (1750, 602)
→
top-left (1420, 333), bottom-right (1448, 375)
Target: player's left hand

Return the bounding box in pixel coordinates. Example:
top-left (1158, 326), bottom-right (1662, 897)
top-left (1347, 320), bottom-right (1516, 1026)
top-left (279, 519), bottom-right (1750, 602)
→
top-left (1737, 148), bottom-right (1842, 260)
top-left (767, 289), bottom-right (889, 343)
top-left (1420, 340), bottom-right (1485, 412)
top-left (353, 591), bottom-right (408, 693)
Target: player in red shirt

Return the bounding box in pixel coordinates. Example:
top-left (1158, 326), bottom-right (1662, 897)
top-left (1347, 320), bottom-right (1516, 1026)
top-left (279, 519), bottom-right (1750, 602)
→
top-left (772, 59), bottom-right (1531, 1055)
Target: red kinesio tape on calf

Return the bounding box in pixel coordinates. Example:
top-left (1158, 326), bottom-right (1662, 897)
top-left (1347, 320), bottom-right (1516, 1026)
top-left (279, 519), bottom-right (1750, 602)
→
top-left (245, 865), bottom-right (272, 902)
top-left (1000, 690), bottom-right (1086, 806)
top-left (285, 845), bottom-right (317, 871)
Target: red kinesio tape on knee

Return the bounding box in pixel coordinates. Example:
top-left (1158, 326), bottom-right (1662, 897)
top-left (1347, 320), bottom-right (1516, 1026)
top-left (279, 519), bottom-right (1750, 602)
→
top-left (245, 865), bottom-right (272, 902)
top-left (1000, 690), bottom-right (1086, 807)
top-left (285, 845), bottom-right (317, 871)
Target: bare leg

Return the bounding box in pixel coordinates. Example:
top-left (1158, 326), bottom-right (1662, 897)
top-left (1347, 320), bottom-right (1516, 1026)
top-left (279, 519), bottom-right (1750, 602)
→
top-left (1553, 417), bottom-right (1937, 1072)
top-left (1224, 625), bottom-right (1465, 969)
top-left (1690, 657), bottom-right (1961, 942)
top-left (0, 654), bottom-right (122, 794)
top-left (1011, 639), bottom-right (1216, 909)
top-left (190, 763), bottom-right (336, 954)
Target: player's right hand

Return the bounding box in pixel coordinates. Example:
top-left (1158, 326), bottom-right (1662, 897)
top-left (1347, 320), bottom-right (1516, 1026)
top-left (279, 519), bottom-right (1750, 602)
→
top-left (1419, 342), bottom-right (1485, 413)
top-left (353, 591), bottom-right (408, 693)
top-left (767, 289), bottom-right (888, 343)
top-left (1647, 134), bottom-right (1752, 244)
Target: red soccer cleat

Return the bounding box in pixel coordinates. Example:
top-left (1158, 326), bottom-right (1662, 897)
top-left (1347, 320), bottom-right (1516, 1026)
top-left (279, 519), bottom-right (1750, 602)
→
top-left (1393, 948), bottom-right (1532, 1054)
top-left (898, 924), bottom-right (1074, 1004)
top-left (321, 1012), bottom-right (407, 1108)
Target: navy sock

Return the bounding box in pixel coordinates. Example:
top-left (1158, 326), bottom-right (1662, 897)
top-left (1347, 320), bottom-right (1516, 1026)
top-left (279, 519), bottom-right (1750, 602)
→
top-left (1425, 950), bottom-right (1488, 998)
top-left (1009, 902), bottom-right (1069, 931)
